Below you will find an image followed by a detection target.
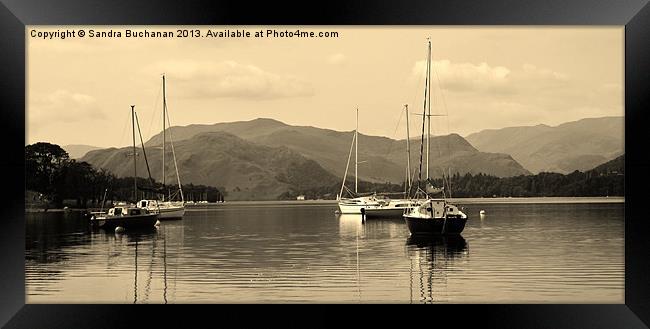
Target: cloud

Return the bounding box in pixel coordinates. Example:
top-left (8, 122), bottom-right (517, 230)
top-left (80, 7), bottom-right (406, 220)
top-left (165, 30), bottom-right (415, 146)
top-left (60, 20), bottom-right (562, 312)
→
top-left (29, 90), bottom-right (105, 125)
top-left (144, 60), bottom-right (314, 100)
top-left (408, 59), bottom-right (621, 135)
top-left (327, 53), bottom-right (347, 65)
top-left (412, 59), bottom-right (569, 94)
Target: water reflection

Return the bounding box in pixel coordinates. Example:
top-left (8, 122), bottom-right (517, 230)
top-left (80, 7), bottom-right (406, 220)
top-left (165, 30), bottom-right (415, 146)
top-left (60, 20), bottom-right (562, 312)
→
top-left (405, 235), bottom-right (469, 303)
top-left (87, 226), bottom-right (177, 304)
top-left (27, 203), bottom-right (624, 303)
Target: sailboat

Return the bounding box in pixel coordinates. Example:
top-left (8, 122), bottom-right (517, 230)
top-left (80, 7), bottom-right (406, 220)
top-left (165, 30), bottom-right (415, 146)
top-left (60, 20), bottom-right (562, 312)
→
top-left (138, 75), bottom-right (185, 220)
top-left (336, 109), bottom-right (416, 216)
top-left (403, 38), bottom-right (468, 235)
top-left (90, 105), bottom-right (159, 230)
top-left (362, 104), bottom-right (419, 218)
top-left (337, 108), bottom-right (381, 214)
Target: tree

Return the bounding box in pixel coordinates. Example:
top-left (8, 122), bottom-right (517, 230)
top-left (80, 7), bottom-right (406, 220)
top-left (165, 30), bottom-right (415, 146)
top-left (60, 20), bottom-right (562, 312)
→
top-left (25, 142), bottom-right (70, 200)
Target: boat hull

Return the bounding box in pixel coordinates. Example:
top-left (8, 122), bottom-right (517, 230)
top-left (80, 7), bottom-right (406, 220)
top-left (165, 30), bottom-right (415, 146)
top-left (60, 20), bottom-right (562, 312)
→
top-left (337, 202), bottom-right (379, 214)
top-left (404, 215), bottom-right (467, 235)
top-left (364, 207), bottom-right (407, 218)
top-left (92, 214), bottom-right (159, 230)
top-left (156, 207), bottom-right (185, 220)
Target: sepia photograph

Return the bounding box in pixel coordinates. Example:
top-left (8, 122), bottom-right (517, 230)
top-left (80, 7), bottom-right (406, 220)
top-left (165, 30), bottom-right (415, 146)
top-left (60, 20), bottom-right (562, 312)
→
top-left (25, 26), bottom-right (624, 304)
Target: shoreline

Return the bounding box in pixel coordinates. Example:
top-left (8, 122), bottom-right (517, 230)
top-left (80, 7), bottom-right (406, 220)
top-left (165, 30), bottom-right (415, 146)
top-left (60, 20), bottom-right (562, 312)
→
top-left (25, 196), bottom-right (624, 212)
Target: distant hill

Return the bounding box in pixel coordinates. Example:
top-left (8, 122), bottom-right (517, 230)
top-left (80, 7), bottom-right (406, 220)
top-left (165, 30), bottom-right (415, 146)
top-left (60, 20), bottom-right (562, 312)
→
top-left (142, 118), bottom-right (529, 183)
top-left (62, 144), bottom-right (101, 159)
top-left (465, 116), bottom-right (624, 174)
top-left (81, 131), bottom-right (340, 200)
top-left (588, 154), bottom-right (624, 175)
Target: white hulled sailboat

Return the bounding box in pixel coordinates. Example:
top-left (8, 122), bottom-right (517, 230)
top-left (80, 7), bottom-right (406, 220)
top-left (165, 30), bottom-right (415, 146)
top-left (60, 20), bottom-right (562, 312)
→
top-left (336, 109), bottom-right (416, 217)
top-left (139, 74), bottom-right (185, 219)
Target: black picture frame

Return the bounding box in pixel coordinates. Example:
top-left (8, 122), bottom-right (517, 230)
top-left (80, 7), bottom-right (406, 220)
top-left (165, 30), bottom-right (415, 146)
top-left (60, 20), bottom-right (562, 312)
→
top-left (2, 0), bottom-right (649, 328)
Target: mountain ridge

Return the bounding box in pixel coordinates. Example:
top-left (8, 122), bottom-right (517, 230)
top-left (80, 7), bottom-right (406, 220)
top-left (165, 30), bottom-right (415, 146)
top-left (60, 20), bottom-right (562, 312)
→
top-left (465, 116), bottom-right (623, 174)
top-left (139, 118), bottom-right (529, 183)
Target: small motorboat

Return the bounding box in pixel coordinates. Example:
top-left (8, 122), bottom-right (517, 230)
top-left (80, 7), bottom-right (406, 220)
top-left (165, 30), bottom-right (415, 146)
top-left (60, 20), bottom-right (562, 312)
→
top-left (90, 206), bottom-right (159, 230)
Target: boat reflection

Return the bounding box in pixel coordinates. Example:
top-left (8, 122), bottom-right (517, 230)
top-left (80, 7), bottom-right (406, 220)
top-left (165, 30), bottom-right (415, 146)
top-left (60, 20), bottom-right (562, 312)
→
top-left (102, 223), bottom-right (182, 304)
top-left (405, 235), bottom-right (469, 303)
top-left (337, 214), bottom-right (364, 238)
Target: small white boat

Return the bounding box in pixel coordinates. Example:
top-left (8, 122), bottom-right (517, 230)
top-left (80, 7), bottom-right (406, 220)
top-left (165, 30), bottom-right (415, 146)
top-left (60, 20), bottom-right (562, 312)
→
top-left (363, 196), bottom-right (420, 218)
top-left (336, 109), bottom-right (414, 218)
top-left (338, 196), bottom-right (381, 214)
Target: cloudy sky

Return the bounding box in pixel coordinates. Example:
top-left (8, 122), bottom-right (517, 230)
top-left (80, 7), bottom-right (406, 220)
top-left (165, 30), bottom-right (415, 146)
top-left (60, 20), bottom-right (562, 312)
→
top-left (27, 26), bottom-right (623, 148)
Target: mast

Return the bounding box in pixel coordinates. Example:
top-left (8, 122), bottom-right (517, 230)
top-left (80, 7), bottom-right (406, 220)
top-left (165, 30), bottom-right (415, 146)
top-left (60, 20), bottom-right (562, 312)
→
top-left (405, 104), bottom-right (411, 194)
top-left (426, 37), bottom-right (432, 180)
top-left (162, 74), bottom-right (166, 200)
top-left (355, 108), bottom-right (358, 194)
top-left (131, 105), bottom-right (137, 202)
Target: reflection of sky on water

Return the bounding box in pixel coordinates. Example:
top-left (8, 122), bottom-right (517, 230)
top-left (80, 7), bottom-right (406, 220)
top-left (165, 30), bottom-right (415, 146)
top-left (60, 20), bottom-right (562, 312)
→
top-left (26, 202), bottom-right (623, 303)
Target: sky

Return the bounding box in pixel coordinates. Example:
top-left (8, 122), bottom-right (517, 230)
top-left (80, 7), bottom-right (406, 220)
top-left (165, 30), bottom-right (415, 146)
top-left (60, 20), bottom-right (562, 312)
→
top-left (27, 26), bottom-right (624, 148)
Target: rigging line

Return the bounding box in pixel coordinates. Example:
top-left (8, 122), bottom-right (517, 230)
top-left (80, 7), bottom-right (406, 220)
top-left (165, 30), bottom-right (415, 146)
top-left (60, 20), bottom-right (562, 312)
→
top-left (422, 39), bottom-right (431, 181)
top-left (117, 109), bottom-right (131, 148)
top-left (135, 111), bottom-right (155, 186)
top-left (386, 106), bottom-right (405, 153)
top-left (339, 131), bottom-right (356, 199)
top-left (431, 47), bottom-right (453, 197)
top-left (374, 105), bottom-right (407, 184)
top-left (165, 91), bottom-right (184, 202)
top-left (146, 84), bottom-right (163, 142)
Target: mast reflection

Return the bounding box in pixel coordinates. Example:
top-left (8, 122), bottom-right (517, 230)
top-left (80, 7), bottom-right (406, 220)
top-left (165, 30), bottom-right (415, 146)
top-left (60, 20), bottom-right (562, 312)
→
top-left (405, 235), bottom-right (469, 303)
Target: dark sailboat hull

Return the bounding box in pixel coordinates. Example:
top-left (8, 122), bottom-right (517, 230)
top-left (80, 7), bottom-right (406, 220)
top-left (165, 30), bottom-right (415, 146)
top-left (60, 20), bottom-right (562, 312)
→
top-left (363, 207), bottom-right (406, 218)
top-left (403, 215), bottom-right (467, 235)
top-left (92, 214), bottom-right (159, 230)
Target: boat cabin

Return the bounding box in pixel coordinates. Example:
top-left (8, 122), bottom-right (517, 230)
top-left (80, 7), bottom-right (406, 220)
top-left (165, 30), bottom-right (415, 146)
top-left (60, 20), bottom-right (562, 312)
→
top-left (138, 200), bottom-right (159, 208)
top-left (108, 207), bottom-right (149, 217)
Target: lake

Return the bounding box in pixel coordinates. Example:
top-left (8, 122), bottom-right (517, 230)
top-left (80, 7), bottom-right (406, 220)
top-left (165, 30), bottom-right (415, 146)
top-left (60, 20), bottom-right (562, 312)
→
top-left (25, 199), bottom-right (624, 303)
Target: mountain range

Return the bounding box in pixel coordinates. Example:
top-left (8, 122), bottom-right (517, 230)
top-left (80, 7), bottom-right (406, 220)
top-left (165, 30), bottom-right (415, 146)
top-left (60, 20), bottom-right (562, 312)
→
top-left (81, 118), bottom-right (528, 199)
top-left (141, 118), bottom-right (529, 181)
top-left (81, 131), bottom-right (340, 200)
top-left (465, 116), bottom-right (623, 174)
top-left (79, 116), bottom-right (622, 200)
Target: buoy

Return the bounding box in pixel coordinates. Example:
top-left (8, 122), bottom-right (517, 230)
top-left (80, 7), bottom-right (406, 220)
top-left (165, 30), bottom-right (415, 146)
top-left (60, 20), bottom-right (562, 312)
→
top-left (479, 210), bottom-right (486, 215)
top-left (155, 220), bottom-right (161, 226)
top-left (115, 226), bottom-right (125, 233)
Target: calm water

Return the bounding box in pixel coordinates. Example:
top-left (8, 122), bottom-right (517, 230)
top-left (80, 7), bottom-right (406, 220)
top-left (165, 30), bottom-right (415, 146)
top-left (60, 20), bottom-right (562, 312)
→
top-left (25, 200), bottom-right (624, 303)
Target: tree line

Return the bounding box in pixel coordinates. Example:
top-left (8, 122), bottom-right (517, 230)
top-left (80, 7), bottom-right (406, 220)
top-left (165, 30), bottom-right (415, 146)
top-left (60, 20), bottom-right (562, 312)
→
top-left (27, 142), bottom-right (624, 206)
top-left (426, 170), bottom-right (623, 198)
top-left (26, 142), bottom-right (224, 208)
top-left (279, 169), bottom-right (624, 200)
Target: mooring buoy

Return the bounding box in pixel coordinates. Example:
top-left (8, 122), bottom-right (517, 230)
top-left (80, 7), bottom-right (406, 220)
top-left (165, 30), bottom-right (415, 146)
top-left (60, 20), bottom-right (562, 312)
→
top-left (115, 226), bottom-right (125, 233)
